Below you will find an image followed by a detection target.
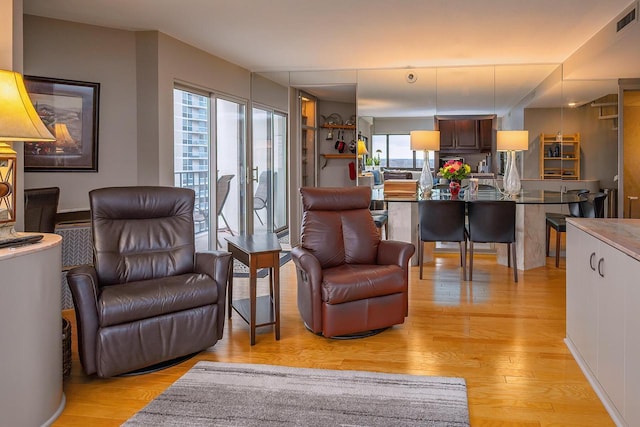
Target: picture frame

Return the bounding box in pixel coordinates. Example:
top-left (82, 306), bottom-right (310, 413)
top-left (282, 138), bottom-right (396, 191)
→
top-left (24, 76), bottom-right (100, 172)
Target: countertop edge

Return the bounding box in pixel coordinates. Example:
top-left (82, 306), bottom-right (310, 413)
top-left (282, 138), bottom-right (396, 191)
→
top-left (567, 218), bottom-right (640, 262)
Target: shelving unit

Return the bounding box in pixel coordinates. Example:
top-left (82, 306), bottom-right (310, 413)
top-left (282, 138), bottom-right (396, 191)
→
top-left (320, 124), bottom-right (357, 169)
top-left (539, 133), bottom-right (580, 180)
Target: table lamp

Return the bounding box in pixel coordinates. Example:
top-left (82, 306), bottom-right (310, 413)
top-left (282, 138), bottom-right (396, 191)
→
top-left (357, 139), bottom-right (368, 173)
top-left (54, 123), bottom-right (76, 151)
top-left (410, 130), bottom-right (440, 194)
top-left (497, 130), bottom-right (529, 195)
top-left (0, 70), bottom-right (56, 238)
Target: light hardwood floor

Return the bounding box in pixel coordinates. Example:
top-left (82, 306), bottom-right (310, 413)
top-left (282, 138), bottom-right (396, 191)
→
top-left (55, 249), bottom-right (614, 426)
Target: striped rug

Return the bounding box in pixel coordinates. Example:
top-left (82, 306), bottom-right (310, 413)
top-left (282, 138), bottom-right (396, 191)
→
top-left (123, 361), bottom-right (470, 426)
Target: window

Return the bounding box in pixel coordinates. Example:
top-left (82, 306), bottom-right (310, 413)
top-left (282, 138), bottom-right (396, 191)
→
top-left (373, 134), bottom-right (435, 170)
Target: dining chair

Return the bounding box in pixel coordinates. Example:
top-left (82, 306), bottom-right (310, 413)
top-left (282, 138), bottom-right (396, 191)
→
top-left (417, 199), bottom-right (467, 279)
top-left (579, 192), bottom-right (607, 218)
top-left (545, 189), bottom-right (589, 267)
top-left (467, 200), bottom-right (517, 282)
top-left (24, 187), bottom-right (60, 233)
top-left (216, 174), bottom-right (235, 248)
top-left (253, 171), bottom-right (270, 225)
top-left (370, 199), bottom-right (388, 239)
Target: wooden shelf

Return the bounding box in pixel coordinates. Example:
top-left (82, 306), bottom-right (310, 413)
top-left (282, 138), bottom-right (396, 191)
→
top-left (321, 124), bottom-right (356, 130)
top-left (540, 133), bottom-right (580, 180)
top-left (321, 153), bottom-right (355, 169)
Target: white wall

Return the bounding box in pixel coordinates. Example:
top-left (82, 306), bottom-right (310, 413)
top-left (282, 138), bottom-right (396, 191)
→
top-left (23, 15), bottom-right (138, 211)
top-left (22, 16), bottom-right (288, 212)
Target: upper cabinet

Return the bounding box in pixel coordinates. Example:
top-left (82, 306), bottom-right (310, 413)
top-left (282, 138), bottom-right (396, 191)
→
top-left (436, 116), bottom-right (495, 154)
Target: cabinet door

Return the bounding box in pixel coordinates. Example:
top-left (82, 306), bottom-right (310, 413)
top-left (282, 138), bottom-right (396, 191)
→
top-left (625, 255), bottom-right (640, 426)
top-left (455, 119), bottom-right (478, 150)
top-left (595, 242), bottom-right (626, 415)
top-left (438, 120), bottom-right (456, 149)
top-left (478, 119), bottom-right (493, 151)
top-left (455, 119), bottom-right (478, 149)
top-left (566, 224), bottom-right (598, 369)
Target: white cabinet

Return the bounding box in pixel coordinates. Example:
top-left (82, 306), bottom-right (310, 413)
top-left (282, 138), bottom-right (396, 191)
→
top-left (626, 273), bottom-right (640, 425)
top-left (566, 227), bottom-right (598, 369)
top-left (566, 222), bottom-right (638, 427)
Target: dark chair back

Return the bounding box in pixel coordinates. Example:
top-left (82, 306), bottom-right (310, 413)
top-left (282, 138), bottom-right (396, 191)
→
top-left (567, 189), bottom-right (589, 217)
top-left (580, 192), bottom-right (607, 218)
top-left (418, 199), bottom-right (467, 279)
top-left (418, 200), bottom-right (466, 242)
top-left (467, 200), bottom-right (516, 244)
top-left (467, 200), bottom-right (517, 282)
top-left (90, 186), bottom-right (196, 286)
top-left (24, 187), bottom-right (60, 232)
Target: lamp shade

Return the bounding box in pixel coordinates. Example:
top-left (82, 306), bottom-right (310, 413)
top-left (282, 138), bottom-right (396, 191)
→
top-left (0, 70), bottom-right (55, 142)
top-left (497, 130), bottom-right (529, 151)
top-left (357, 139), bottom-right (368, 156)
top-left (54, 123), bottom-right (75, 147)
top-left (410, 130), bottom-right (440, 151)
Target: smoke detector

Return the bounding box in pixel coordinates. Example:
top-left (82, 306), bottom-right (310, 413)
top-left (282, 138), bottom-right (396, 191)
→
top-left (406, 71), bottom-right (418, 84)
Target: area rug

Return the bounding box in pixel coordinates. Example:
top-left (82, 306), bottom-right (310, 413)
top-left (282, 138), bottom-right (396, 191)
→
top-left (123, 361), bottom-right (470, 426)
top-left (233, 251), bottom-right (291, 278)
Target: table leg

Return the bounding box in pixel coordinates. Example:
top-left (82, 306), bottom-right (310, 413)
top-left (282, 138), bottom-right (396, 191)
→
top-left (227, 272), bottom-right (233, 319)
top-left (249, 256), bottom-right (257, 346)
top-left (273, 254), bottom-right (280, 341)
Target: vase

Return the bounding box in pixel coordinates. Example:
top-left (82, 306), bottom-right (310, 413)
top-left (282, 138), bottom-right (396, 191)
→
top-left (418, 150), bottom-right (434, 194)
top-left (449, 180), bottom-right (461, 197)
top-left (503, 150), bottom-right (521, 195)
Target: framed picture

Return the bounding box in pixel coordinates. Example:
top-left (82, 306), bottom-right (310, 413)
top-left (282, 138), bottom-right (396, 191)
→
top-left (24, 76), bottom-right (100, 172)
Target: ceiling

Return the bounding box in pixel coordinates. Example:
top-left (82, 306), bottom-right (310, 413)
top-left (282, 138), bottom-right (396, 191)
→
top-left (23, 0), bottom-right (640, 117)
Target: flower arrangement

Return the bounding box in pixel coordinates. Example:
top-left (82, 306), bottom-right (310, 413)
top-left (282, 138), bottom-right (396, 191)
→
top-left (439, 160), bottom-right (471, 181)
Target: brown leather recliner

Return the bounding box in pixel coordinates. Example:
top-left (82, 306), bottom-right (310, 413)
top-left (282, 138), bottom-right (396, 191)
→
top-left (67, 186), bottom-right (232, 377)
top-left (292, 186), bottom-right (415, 338)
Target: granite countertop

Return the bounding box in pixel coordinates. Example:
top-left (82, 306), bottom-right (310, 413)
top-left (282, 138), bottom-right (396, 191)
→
top-left (567, 218), bottom-right (640, 262)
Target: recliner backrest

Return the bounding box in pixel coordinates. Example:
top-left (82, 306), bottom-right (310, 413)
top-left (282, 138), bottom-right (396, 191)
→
top-left (90, 186), bottom-right (196, 286)
top-left (299, 186), bottom-right (380, 268)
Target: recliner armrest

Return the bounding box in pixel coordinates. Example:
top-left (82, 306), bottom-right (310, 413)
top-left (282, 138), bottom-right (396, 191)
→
top-left (66, 264), bottom-right (100, 375)
top-left (195, 251), bottom-right (232, 288)
top-left (195, 251), bottom-right (232, 339)
top-left (291, 246), bottom-right (322, 283)
top-left (376, 240), bottom-right (415, 267)
top-left (291, 246), bottom-right (324, 333)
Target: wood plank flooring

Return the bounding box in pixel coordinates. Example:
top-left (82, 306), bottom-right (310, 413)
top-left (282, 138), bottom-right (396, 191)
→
top-left (54, 249), bottom-right (614, 426)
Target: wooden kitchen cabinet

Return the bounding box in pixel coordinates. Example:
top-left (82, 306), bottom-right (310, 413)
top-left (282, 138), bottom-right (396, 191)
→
top-left (436, 116), bottom-right (494, 153)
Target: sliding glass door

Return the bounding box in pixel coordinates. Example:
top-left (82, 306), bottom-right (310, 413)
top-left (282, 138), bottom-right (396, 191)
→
top-left (251, 106), bottom-right (288, 234)
top-left (216, 98), bottom-right (246, 245)
top-left (174, 88), bottom-right (247, 250)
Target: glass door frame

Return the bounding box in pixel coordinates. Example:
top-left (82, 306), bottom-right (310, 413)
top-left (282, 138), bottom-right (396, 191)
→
top-left (250, 103), bottom-right (289, 235)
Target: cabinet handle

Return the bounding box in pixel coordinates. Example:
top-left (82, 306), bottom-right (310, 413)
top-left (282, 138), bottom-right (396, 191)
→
top-left (598, 258), bottom-right (604, 278)
top-left (589, 252), bottom-right (597, 271)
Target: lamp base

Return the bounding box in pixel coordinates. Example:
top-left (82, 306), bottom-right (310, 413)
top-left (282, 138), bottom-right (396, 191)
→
top-left (418, 150), bottom-right (434, 194)
top-left (0, 222), bottom-right (17, 240)
top-left (503, 150), bottom-right (521, 195)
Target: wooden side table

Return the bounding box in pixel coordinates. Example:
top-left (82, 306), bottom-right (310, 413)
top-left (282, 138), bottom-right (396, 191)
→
top-left (225, 233), bottom-right (282, 345)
